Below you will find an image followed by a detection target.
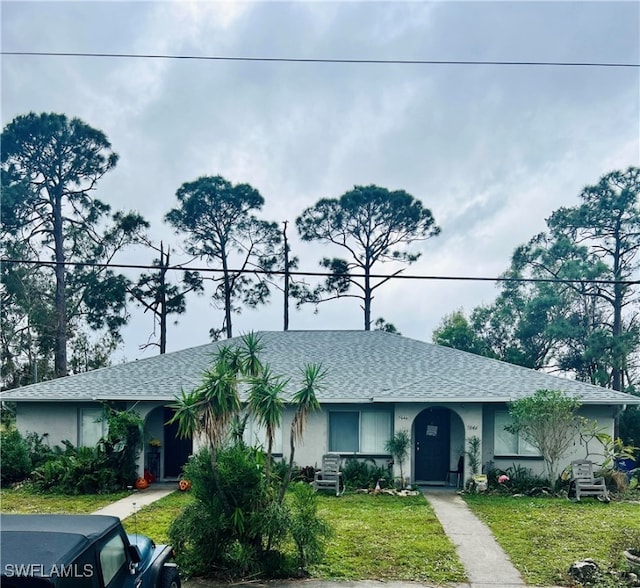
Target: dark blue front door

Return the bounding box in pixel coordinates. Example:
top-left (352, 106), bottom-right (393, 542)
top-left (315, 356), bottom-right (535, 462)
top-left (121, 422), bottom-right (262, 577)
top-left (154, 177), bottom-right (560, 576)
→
top-left (414, 407), bottom-right (450, 483)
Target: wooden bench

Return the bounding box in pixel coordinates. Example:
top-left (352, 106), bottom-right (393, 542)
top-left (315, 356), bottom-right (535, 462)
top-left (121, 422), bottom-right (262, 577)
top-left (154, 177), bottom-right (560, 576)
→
top-left (570, 459), bottom-right (609, 502)
top-left (312, 453), bottom-right (344, 496)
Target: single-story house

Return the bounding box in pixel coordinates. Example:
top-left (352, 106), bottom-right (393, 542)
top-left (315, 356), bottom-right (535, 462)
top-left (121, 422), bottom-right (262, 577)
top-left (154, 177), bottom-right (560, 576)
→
top-left (3, 330), bottom-right (639, 485)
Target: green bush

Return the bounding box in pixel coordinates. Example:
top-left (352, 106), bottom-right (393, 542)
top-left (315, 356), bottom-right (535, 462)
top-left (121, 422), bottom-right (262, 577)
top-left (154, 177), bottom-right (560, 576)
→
top-left (24, 432), bottom-right (54, 469)
top-left (342, 457), bottom-right (392, 490)
top-left (485, 462), bottom-right (550, 494)
top-left (170, 446), bottom-right (273, 578)
top-left (169, 446), bottom-right (331, 579)
top-left (31, 442), bottom-right (115, 494)
top-left (0, 428), bottom-right (31, 486)
top-left (30, 407), bottom-right (143, 495)
top-left (288, 482), bottom-right (331, 571)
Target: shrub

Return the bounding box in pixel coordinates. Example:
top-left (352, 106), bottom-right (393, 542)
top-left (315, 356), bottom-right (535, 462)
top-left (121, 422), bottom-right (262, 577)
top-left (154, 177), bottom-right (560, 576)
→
top-left (288, 482), bottom-right (331, 571)
top-left (294, 465), bottom-right (317, 484)
top-left (342, 457), bottom-right (392, 490)
top-left (169, 446), bottom-right (332, 579)
top-left (485, 462), bottom-right (550, 495)
top-left (24, 432), bottom-right (54, 469)
top-left (170, 446), bottom-right (272, 577)
top-left (0, 428), bottom-right (31, 486)
top-left (30, 407), bottom-right (144, 494)
top-left (31, 442), bottom-right (116, 494)
top-left (100, 407), bottom-right (143, 486)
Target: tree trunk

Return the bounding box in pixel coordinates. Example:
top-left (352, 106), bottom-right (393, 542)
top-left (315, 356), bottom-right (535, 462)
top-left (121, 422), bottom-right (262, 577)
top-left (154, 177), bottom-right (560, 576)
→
top-left (283, 221), bottom-right (289, 331)
top-left (221, 246), bottom-right (233, 338)
top-left (363, 260), bottom-right (372, 331)
top-left (52, 186), bottom-right (68, 377)
top-left (612, 228), bottom-right (623, 392)
top-left (159, 246), bottom-right (168, 354)
top-left (278, 428), bottom-right (297, 504)
top-left (209, 443), bottom-right (232, 516)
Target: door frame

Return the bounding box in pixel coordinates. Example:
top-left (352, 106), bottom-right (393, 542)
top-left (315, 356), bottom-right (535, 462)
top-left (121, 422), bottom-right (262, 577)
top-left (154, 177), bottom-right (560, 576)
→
top-left (413, 406), bottom-right (452, 484)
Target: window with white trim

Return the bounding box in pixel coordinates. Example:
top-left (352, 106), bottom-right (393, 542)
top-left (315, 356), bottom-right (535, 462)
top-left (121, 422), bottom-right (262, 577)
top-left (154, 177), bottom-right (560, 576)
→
top-left (494, 412), bottom-right (540, 457)
top-left (329, 410), bottom-right (391, 453)
top-left (80, 407), bottom-right (106, 447)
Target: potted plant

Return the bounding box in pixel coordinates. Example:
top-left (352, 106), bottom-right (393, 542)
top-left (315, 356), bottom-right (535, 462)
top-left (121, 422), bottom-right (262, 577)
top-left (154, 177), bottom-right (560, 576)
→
top-left (385, 430), bottom-right (410, 489)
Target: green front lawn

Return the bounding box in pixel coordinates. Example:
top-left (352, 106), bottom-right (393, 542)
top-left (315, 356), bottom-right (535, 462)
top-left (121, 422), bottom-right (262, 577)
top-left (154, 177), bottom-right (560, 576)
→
top-left (464, 495), bottom-right (640, 586)
top-left (123, 491), bottom-right (466, 584)
top-left (0, 488), bottom-right (466, 584)
top-left (6, 486), bottom-right (638, 586)
top-left (0, 488), bottom-right (130, 513)
top-left (311, 493), bottom-right (466, 584)
top-left (121, 491), bottom-right (192, 544)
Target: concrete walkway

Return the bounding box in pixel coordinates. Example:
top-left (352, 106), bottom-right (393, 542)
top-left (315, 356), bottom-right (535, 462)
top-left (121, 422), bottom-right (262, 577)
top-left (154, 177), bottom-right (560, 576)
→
top-left (423, 488), bottom-right (527, 588)
top-left (91, 484), bottom-right (175, 519)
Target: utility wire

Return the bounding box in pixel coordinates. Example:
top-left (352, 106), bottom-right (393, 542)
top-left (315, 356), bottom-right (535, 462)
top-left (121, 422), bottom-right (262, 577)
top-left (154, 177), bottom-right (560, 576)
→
top-left (2, 258), bottom-right (639, 286)
top-left (2, 51), bottom-right (639, 68)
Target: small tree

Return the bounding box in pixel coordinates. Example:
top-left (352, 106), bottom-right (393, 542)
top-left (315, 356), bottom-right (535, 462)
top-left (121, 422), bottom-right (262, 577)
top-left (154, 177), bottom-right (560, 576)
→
top-left (168, 333), bottom-right (330, 578)
top-left (384, 430), bottom-right (410, 488)
top-left (507, 389), bottom-right (582, 484)
top-left (465, 435), bottom-right (481, 476)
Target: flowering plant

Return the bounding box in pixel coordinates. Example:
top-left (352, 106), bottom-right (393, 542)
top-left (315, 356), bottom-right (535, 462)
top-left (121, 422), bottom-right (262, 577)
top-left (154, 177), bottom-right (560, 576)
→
top-left (148, 438), bottom-right (162, 448)
top-left (497, 474), bottom-right (510, 484)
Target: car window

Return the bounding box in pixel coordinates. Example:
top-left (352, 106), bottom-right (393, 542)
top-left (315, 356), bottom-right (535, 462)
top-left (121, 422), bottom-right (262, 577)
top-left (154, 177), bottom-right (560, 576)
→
top-left (99, 534), bottom-right (127, 587)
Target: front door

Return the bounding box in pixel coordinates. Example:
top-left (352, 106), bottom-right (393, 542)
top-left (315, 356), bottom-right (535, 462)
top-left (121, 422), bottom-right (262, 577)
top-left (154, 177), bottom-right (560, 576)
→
top-left (414, 407), bottom-right (450, 483)
top-left (163, 407), bottom-right (193, 479)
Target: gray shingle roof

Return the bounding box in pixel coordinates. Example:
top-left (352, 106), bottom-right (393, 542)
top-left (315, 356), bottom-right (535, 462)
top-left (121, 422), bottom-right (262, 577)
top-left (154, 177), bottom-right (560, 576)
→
top-left (2, 330), bottom-right (639, 405)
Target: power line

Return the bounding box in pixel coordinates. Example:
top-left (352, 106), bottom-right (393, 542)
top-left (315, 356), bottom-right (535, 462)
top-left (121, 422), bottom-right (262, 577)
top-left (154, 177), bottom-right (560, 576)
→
top-left (2, 257), bottom-right (639, 286)
top-left (2, 51), bottom-right (639, 68)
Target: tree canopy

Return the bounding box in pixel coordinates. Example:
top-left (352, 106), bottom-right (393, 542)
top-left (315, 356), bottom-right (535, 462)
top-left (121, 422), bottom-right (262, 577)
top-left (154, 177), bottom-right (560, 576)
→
top-left (296, 185), bottom-right (440, 330)
top-left (165, 175), bottom-right (281, 339)
top-left (433, 167), bottom-right (640, 393)
top-left (1, 112), bottom-right (148, 382)
top-left (507, 389), bottom-right (582, 484)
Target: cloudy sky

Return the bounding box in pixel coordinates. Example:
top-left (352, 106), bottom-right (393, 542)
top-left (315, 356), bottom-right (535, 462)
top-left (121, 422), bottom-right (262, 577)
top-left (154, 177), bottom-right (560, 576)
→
top-left (2, 1), bottom-right (639, 362)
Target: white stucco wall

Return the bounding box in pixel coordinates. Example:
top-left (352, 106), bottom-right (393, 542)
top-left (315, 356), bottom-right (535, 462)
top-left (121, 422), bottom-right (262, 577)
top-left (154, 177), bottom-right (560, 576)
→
top-left (14, 399), bottom-right (620, 485)
top-left (16, 402), bottom-right (89, 447)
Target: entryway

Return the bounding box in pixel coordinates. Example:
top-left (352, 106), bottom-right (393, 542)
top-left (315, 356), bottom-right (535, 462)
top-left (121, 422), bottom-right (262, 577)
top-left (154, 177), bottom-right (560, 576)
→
top-left (143, 406), bottom-right (193, 480)
top-left (413, 406), bottom-right (463, 485)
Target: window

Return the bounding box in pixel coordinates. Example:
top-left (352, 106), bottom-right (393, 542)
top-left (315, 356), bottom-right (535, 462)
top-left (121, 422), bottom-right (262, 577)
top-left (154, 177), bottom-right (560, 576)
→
top-left (79, 407), bottom-right (106, 447)
top-left (243, 415), bottom-right (283, 454)
top-left (494, 412), bottom-right (540, 457)
top-left (99, 534), bottom-right (127, 587)
top-left (329, 410), bottom-right (391, 453)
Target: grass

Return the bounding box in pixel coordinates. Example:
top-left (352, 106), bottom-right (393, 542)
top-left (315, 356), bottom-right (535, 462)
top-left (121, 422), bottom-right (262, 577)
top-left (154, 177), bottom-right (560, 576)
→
top-left (0, 487), bottom-right (130, 514)
top-left (0, 487), bottom-right (465, 584)
top-left (464, 494), bottom-right (640, 586)
top-left (121, 491), bottom-right (193, 544)
top-left (311, 493), bottom-right (466, 584)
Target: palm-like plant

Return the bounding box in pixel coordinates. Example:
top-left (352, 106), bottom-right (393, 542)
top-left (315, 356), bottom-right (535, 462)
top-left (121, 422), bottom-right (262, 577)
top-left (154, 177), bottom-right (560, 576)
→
top-left (247, 365), bottom-right (287, 483)
top-left (280, 363), bottom-right (326, 502)
top-left (385, 430), bottom-right (411, 488)
top-left (168, 344), bottom-right (242, 514)
top-left (238, 331), bottom-right (264, 377)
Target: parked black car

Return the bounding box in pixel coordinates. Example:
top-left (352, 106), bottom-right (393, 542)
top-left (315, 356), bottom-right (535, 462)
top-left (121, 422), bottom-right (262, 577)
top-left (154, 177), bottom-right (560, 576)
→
top-left (0, 514), bottom-right (180, 588)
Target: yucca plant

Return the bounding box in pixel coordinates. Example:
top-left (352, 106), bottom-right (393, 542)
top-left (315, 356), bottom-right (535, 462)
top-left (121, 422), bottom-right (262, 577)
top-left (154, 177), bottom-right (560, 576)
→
top-left (385, 430), bottom-right (410, 488)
